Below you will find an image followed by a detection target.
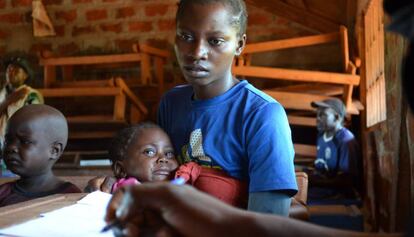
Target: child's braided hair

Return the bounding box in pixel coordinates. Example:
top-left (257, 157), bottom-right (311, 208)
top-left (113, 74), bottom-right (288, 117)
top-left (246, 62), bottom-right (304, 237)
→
top-left (108, 121), bottom-right (161, 163)
top-left (176, 0), bottom-right (248, 38)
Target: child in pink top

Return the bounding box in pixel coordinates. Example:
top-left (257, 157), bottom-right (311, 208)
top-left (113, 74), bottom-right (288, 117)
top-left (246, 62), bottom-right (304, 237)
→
top-left (108, 122), bottom-right (179, 192)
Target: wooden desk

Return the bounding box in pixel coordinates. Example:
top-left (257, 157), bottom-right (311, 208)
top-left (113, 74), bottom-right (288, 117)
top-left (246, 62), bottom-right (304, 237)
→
top-left (0, 193), bottom-right (86, 228)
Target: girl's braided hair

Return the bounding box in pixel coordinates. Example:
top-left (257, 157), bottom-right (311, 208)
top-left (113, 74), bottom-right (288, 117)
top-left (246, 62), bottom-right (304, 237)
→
top-left (108, 121), bottom-right (161, 163)
top-left (176, 0), bottom-right (248, 38)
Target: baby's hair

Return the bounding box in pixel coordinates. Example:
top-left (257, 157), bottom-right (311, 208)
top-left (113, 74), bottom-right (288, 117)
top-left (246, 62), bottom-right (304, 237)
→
top-left (108, 121), bottom-right (161, 163)
top-left (176, 0), bottom-right (248, 38)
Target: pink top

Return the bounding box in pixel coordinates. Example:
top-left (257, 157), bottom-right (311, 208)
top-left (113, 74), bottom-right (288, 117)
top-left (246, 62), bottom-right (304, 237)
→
top-left (111, 177), bottom-right (140, 193)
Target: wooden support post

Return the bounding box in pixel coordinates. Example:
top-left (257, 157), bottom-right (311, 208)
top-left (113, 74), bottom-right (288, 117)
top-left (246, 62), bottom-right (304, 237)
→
top-left (43, 65), bottom-right (56, 88)
top-left (62, 66), bottom-right (73, 82)
top-left (154, 57), bottom-right (165, 96)
top-left (140, 53), bottom-right (151, 85)
top-left (340, 25), bottom-right (350, 73)
top-left (114, 92), bottom-right (126, 121)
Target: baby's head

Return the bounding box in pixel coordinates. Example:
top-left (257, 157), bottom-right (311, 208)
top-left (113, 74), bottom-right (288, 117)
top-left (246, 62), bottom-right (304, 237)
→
top-left (109, 122), bottom-right (178, 183)
top-left (2, 104), bottom-right (68, 178)
top-left (311, 98), bottom-right (346, 133)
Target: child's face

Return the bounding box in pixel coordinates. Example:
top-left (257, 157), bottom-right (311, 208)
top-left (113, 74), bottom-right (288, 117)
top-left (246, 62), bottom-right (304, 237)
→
top-left (3, 116), bottom-right (54, 177)
top-left (6, 64), bottom-right (28, 88)
top-left (316, 107), bottom-right (339, 133)
top-left (175, 2), bottom-right (245, 87)
top-left (122, 127), bottom-right (178, 182)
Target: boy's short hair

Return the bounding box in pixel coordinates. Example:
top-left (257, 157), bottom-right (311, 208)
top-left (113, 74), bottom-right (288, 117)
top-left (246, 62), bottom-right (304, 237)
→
top-left (4, 57), bottom-right (34, 81)
top-left (108, 121), bottom-right (161, 163)
top-left (311, 98), bottom-right (346, 118)
top-left (176, 0), bottom-right (248, 38)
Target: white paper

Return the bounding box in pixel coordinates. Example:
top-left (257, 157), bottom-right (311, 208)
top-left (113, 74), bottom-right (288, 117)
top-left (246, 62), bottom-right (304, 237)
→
top-left (0, 191), bottom-right (114, 237)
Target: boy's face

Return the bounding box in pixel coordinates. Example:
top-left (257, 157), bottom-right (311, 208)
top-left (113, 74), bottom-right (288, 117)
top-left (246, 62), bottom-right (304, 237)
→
top-left (122, 127), bottom-right (178, 182)
top-left (3, 116), bottom-right (54, 177)
top-left (174, 2), bottom-right (245, 87)
top-left (6, 64), bottom-right (28, 88)
top-left (316, 107), bottom-right (339, 133)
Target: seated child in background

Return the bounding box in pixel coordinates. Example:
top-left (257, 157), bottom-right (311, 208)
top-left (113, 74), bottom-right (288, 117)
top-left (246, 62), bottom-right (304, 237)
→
top-left (108, 122), bottom-right (179, 192)
top-left (0, 104), bottom-right (81, 207)
top-left (307, 98), bottom-right (360, 201)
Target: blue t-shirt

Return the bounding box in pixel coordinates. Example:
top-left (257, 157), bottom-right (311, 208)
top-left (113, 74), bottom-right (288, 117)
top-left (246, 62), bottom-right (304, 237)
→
top-left (158, 80), bottom-right (297, 195)
top-left (315, 127), bottom-right (359, 180)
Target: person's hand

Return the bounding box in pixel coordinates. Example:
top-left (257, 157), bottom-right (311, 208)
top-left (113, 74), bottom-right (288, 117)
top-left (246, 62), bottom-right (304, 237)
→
top-left (105, 183), bottom-right (238, 237)
top-left (84, 176), bottom-right (116, 193)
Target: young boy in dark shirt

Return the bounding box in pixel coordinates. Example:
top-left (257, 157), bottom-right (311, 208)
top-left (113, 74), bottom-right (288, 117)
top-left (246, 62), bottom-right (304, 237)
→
top-left (0, 104), bottom-right (81, 207)
top-left (308, 98), bottom-right (360, 201)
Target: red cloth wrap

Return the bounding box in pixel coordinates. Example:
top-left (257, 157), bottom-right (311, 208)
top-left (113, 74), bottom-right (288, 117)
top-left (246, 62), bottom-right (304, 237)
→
top-left (175, 162), bottom-right (248, 208)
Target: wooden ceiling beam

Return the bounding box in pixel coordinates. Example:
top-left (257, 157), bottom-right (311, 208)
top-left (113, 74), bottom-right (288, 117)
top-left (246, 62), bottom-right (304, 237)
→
top-left (245, 0), bottom-right (340, 33)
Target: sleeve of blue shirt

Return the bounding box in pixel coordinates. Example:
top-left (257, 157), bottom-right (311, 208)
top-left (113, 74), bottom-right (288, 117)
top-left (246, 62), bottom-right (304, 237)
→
top-left (248, 191), bottom-right (292, 216)
top-left (244, 102), bottom-right (297, 196)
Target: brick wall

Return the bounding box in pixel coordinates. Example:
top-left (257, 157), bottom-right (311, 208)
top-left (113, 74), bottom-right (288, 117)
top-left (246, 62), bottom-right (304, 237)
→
top-left (0, 0), bottom-right (317, 56)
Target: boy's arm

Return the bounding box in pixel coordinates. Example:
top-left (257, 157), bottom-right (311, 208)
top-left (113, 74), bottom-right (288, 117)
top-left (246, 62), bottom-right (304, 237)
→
top-left (248, 191), bottom-right (291, 216)
top-left (84, 176), bottom-right (116, 193)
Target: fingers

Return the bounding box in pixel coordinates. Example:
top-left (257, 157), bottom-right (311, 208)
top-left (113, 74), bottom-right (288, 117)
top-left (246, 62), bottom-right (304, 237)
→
top-left (84, 176), bottom-right (106, 192)
top-left (105, 187), bottom-right (126, 223)
top-left (101, 176), bottom-right (117, 193)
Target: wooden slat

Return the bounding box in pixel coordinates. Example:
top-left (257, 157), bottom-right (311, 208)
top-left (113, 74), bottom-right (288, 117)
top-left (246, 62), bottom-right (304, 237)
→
top-left (288, 115), bottom-right (316, 126)
top-left (51, 79), bottom-right (115, 88)
top-left (66, 115), bottom-right (124, 123)
top-left (38, 87), bottom-right (121, 97)
top-left (114, 92), bottom-right (126, 121)
top-left (233, 66), bottom-right (360, 85)
top-left (138, 44), bottom-right (170, 58)
top-left (242, 32), bottom-right (339, 54)
top-left (339, 25), bottom-right (350, 72)
top-left (273, 83), bottom-right (343, 96)
top-left (294, 144), bottom-right (317, 157)
top-left (39, 53), bottom-right (141, 66)
top-left (263, 90), bottom-right (331, 111)
top-left (115, 77), bottom-right (148, 116)
top-left (69, 131), bottom-right (115, 139)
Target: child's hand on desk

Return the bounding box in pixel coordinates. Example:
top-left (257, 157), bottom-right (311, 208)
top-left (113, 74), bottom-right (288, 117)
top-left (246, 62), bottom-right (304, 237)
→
top-left (85, 176), bottom-right (116, 193)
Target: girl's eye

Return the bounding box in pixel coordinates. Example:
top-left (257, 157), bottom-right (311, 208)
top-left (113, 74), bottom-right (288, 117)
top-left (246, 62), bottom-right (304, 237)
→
top-left (143, 149), bottom-right (156, 157)
top-left (209, 38), bottom-right (224, 46)
top-left (179, 33), bottom-right (193, 42)
top-left (21, 140), bottom-right (32, 145)
top-left (165, 151), bottom-right (175, 159)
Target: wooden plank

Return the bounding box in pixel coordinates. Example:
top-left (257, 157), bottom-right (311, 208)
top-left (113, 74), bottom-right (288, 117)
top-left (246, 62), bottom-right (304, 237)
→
top-left (43, 65), bottom-right (56, 88)
top-left (262, 90), bottom-right (331, 111)
top-left (140, 53), bottom-right (151, 85)
top-left (114, 93), bottom-right (126, 121)
top-left (39, 53), bottom-right (141, 66)
top-left (62, 66), bottom-right (73, 82)
top-left (154, 57), bottom-right (165, 96)
top-left (273, 83), bottom-right (343, 96)
top-left (245, 0), bottom-right (339, 33)
top-left (294, 144), bottom-right (317, 157)
top-left (138, 44), bottom-right (170, 58)
top-left (288, 115), bottom-right (316, 126)
top-left (38, 87), bottom-right (121, 97)
top-left (339, 25), bottom-right (350, 72)
top-left (115, 77), bottom-right (148, 116)
top-left (69, 131), bottom-right (115, 139)
top-left (66, 115), bottom-right (124, 123)
top-left (242, 32), bottom-right (340, 54)
top-left (51, 79), bottom-right (114, 88)
top-left (0, 194), bottom-right (85, 228)
top-left (232, 66), bottom-right (361, 85)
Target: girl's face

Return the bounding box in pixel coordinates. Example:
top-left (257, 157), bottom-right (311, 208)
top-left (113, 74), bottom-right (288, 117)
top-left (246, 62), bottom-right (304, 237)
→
top-left (175, 2), bottom-right (245, 89)
top-left (121, 127), bottom-right (178, 182)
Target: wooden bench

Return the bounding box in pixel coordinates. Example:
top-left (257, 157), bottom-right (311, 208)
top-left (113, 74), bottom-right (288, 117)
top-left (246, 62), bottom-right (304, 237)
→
top-left (233, 26), bottom-right (363, 127)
